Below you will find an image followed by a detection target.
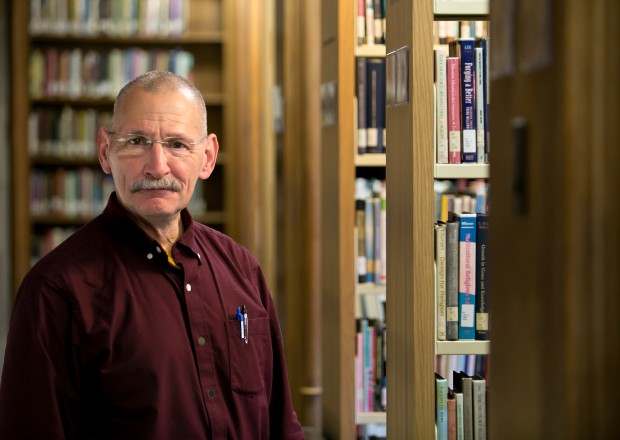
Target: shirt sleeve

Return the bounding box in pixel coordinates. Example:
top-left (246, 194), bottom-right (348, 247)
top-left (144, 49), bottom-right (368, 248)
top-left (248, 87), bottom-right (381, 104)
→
top-left (0, 273), bottom-right (82, 439)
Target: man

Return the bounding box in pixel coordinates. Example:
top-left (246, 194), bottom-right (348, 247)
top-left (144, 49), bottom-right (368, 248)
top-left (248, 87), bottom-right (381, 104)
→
top-left (0, 71), bottom-right (304, 439)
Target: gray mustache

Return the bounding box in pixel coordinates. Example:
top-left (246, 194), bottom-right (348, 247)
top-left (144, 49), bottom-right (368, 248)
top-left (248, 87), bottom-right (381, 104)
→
top-left (130, 178), bottom-right (182, 193)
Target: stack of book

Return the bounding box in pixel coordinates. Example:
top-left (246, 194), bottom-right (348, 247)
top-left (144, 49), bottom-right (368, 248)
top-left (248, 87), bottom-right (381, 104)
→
top-left (30, 168), bottom-right (115, 219)
top-left (355, 0), bottom-right (386, 47)
top-left (355, 177), bottom-right (387, 285)
top-left (29, 107), bottom-right (112, 159)
top-left (435, 371), bottom-right (487, 440)
top-left (29, 0), bottom-right (190, 37)
top-left (30, 47), bottom-right (195, 100)
top-left (434, 210), bottom-right (489, 342)
top-left (434, 37), bottom-right (489, 165)
top-left (356, 57), bottom-right (386, 154)
top-left (355, 293), bottom-right (387, 413)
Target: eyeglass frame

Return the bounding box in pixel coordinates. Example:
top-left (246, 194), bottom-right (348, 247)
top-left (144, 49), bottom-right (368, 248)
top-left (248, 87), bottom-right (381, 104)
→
top-left (105, 129), bottom-right (209, 157)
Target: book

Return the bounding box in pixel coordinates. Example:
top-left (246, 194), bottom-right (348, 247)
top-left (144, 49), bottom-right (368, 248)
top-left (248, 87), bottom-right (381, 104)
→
top-left (365, 0), bottom-right (375, 46)
top-left (455, 388), bottom-right (464, 440)
top-left (448, 388), bottom-right (457, 440)
top-left (450, 212), bottom-right (477, 340)
top-left (435, 48), bottom-right (449, 164)
top-left (453, 371), bottom-right (474, 440)
top-left (366, 57), bottom-right (386, 153)
top-left (357, 0), bottom-right (366, 45)
top-left (355, 179), bottom-right (368, 283)
top-left (436, 373), bottom-right (449, 440)
top-left (449, 39), bottom-right (477, 163)
top-left (446, 57), bottom-right (461, 164)
top-left (356, 57), bottom-right (368, 154)
top-left (445, 219), bottom-right (459, 340)
top-left (474, 45), bottom-right (486, 164)
top-left (372, 0), bottom-right (384, 44)
top-left (435, 222), bottom-right (447, 340)
top-left (476, 38), bottom-right (490, 163)
top-left (472, 375), bottom-right (487, 440)
top-left (475, 213), bottom-right (489, 340)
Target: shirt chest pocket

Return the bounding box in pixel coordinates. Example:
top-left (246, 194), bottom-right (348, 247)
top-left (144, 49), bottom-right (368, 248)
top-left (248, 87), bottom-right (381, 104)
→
top-left (225, 316), bottom-right (271, 395)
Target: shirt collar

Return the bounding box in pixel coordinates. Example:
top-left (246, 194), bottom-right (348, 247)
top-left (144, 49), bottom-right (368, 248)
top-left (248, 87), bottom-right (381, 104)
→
top-left (100, 192), bottom-right (202, 261)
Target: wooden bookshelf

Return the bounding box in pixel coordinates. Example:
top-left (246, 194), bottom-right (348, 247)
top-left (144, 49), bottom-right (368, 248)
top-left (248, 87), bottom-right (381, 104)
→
top-left (320, 0), bottom-right (490, 438)
top-left (9, 0), bottom-right (245, 293)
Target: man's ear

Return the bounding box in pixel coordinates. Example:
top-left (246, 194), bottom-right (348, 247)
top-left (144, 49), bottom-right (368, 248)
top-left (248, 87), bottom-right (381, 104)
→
top-left (199, 133), bottom-right (219, 179)
top-left (97, 128), bottom-right (112, 174)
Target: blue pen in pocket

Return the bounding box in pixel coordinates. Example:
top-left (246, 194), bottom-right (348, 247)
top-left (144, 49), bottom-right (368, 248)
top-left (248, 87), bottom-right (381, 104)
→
top-left (236, 307), bottom-right (245, 340)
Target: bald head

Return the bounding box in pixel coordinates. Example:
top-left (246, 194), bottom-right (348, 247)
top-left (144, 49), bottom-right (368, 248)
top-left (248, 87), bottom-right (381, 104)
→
top-left (110, 71), bottom-right (207, 133)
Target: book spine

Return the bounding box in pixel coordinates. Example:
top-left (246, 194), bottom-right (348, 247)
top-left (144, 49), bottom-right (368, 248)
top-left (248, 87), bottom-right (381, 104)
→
top-left (366, 58), bottom-right (386, 153)
top-left (456, 391), bottom-right (464, 440)
top-left (448, 389), bottom-right (457, 440)
top-left (457, 39), bottom-right (476, 162)
top-left (356, 198), bottom-right (367, 283)
top-left (472, 376), bottom-right (487, 440)
top-left (435, 48), bottom-right (449, 164)
top-left (446, 220), bottom-right (459, 340)
top-left (435, 222), bottom-right (447, 341)
top-left (475, 46), bottom-right (485, 164)
top-left (446, 57), bottom-right (461, 164)
top-left (475, 213), bottom-right (489, 340)
top-left (356, 57), bottom-right (368, 154)
top-left (357, 0), bottom-right (366, 45)
top-left (436, 374), bottom-right (449, 440)
top-left (365, 0), bottom-right (374, 45)
top-left (456, 212), bottom-right (476, 340)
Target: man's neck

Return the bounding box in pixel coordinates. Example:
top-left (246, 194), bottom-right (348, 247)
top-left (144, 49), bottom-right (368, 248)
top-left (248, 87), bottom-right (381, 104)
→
top-left (128, 211), bottom-right (184, 252)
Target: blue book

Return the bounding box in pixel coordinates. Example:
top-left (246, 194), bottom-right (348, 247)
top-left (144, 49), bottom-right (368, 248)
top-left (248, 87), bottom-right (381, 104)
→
top-left (476, 38), bottom-right (489, 164)
top-left (450, 211), bottom-right (477, 340)
top-left (356, 57), bottom-right (368, 154)
top-left (435, 373), bottom-right (449, 440)
top-left (366, 57), bottom-right (386, 153)
top-left (449, 39), bottom-right (476, 163)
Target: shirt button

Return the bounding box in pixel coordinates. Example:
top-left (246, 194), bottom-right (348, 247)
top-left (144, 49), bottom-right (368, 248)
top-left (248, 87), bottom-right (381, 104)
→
top-left (197, 253), bottom-right (201, 260)
top-left (197, 336), bottom-right (206, 345)
top-left (147, 253), bottom-right (153, 260)
top-left (208, 389), bottom-right (216, 399)
top-left (155, 246), bottom-right (162, 253)
top-left (186, 284), bottom-right (192, 292)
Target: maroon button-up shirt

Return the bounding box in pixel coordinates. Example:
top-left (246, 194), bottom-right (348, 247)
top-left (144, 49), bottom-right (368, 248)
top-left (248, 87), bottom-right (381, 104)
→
top-left (0, 193), bottom-right (304, 440)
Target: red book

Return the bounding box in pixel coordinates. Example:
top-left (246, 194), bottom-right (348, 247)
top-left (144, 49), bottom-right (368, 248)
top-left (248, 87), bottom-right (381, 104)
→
top-left (447, 57), bottom-right (461, 164)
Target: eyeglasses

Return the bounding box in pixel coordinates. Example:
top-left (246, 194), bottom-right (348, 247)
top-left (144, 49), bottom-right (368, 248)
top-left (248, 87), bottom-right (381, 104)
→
top-left (106, 130), bottom-right (208, 158)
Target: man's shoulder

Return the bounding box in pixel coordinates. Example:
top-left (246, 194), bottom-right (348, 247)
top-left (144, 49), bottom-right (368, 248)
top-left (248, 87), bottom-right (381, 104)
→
top-left (190, 221), bottom-right (259, 266)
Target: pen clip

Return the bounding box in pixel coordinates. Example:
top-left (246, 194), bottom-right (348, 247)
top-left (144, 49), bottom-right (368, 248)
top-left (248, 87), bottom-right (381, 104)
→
top-left (242, 305), bottom-right (248, 344)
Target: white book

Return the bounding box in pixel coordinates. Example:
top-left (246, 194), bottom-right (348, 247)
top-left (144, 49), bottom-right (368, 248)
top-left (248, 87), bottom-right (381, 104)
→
top-left (435, 48), bottom-right (449, 164)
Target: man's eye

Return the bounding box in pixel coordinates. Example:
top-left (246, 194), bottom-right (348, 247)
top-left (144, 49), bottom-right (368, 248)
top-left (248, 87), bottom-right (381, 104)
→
top-left (170, 141), bottom-right (189, 149)
top-left (127, 137), bottom-right (148, 146)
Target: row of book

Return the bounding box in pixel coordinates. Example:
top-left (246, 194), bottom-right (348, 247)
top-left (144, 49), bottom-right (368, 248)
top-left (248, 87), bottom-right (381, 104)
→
top-left (356, 57), bottom-right (386, 154)
top-left (29, 107), bottom-right (112, 159)
top-left (433, 21), bottom-right (488, 45)
top-left (30, 47), bottom-right (194, 100)
top-left (356, 0), bottom-right (386, 47)
top-left (435, 211), bottom-right (489, 341)
top-left (356, 289), bottom-right (386, 415)
top-left (436, 370), bottom-right (487, 440)
top-left (434, 179), bottom-right (488, 223)
top-left (355, 178), bottom-right (386, 285)
top-left (29, 0), bottom-right (190, 37)
top-left (434, 38), bottom-right (489, 165)
top-left (436, 354), bottom-right (488, 390)
top-left (30, 168), bottom-right (115, 218)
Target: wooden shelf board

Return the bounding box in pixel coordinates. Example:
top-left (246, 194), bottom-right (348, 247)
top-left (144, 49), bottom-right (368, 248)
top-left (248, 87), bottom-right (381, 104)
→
top-left (357, 411), bottom-right (387, 425)
top-left (434, 163), bottom-right (489, 179)
top-left (355, 44), bottom-right (387, 58)
top-left (433, 0), bottom-right (489, 17)
top-left (355, 153), bottom-right (386, 167)
top-left (436, 340), bottom-right (491, 355)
